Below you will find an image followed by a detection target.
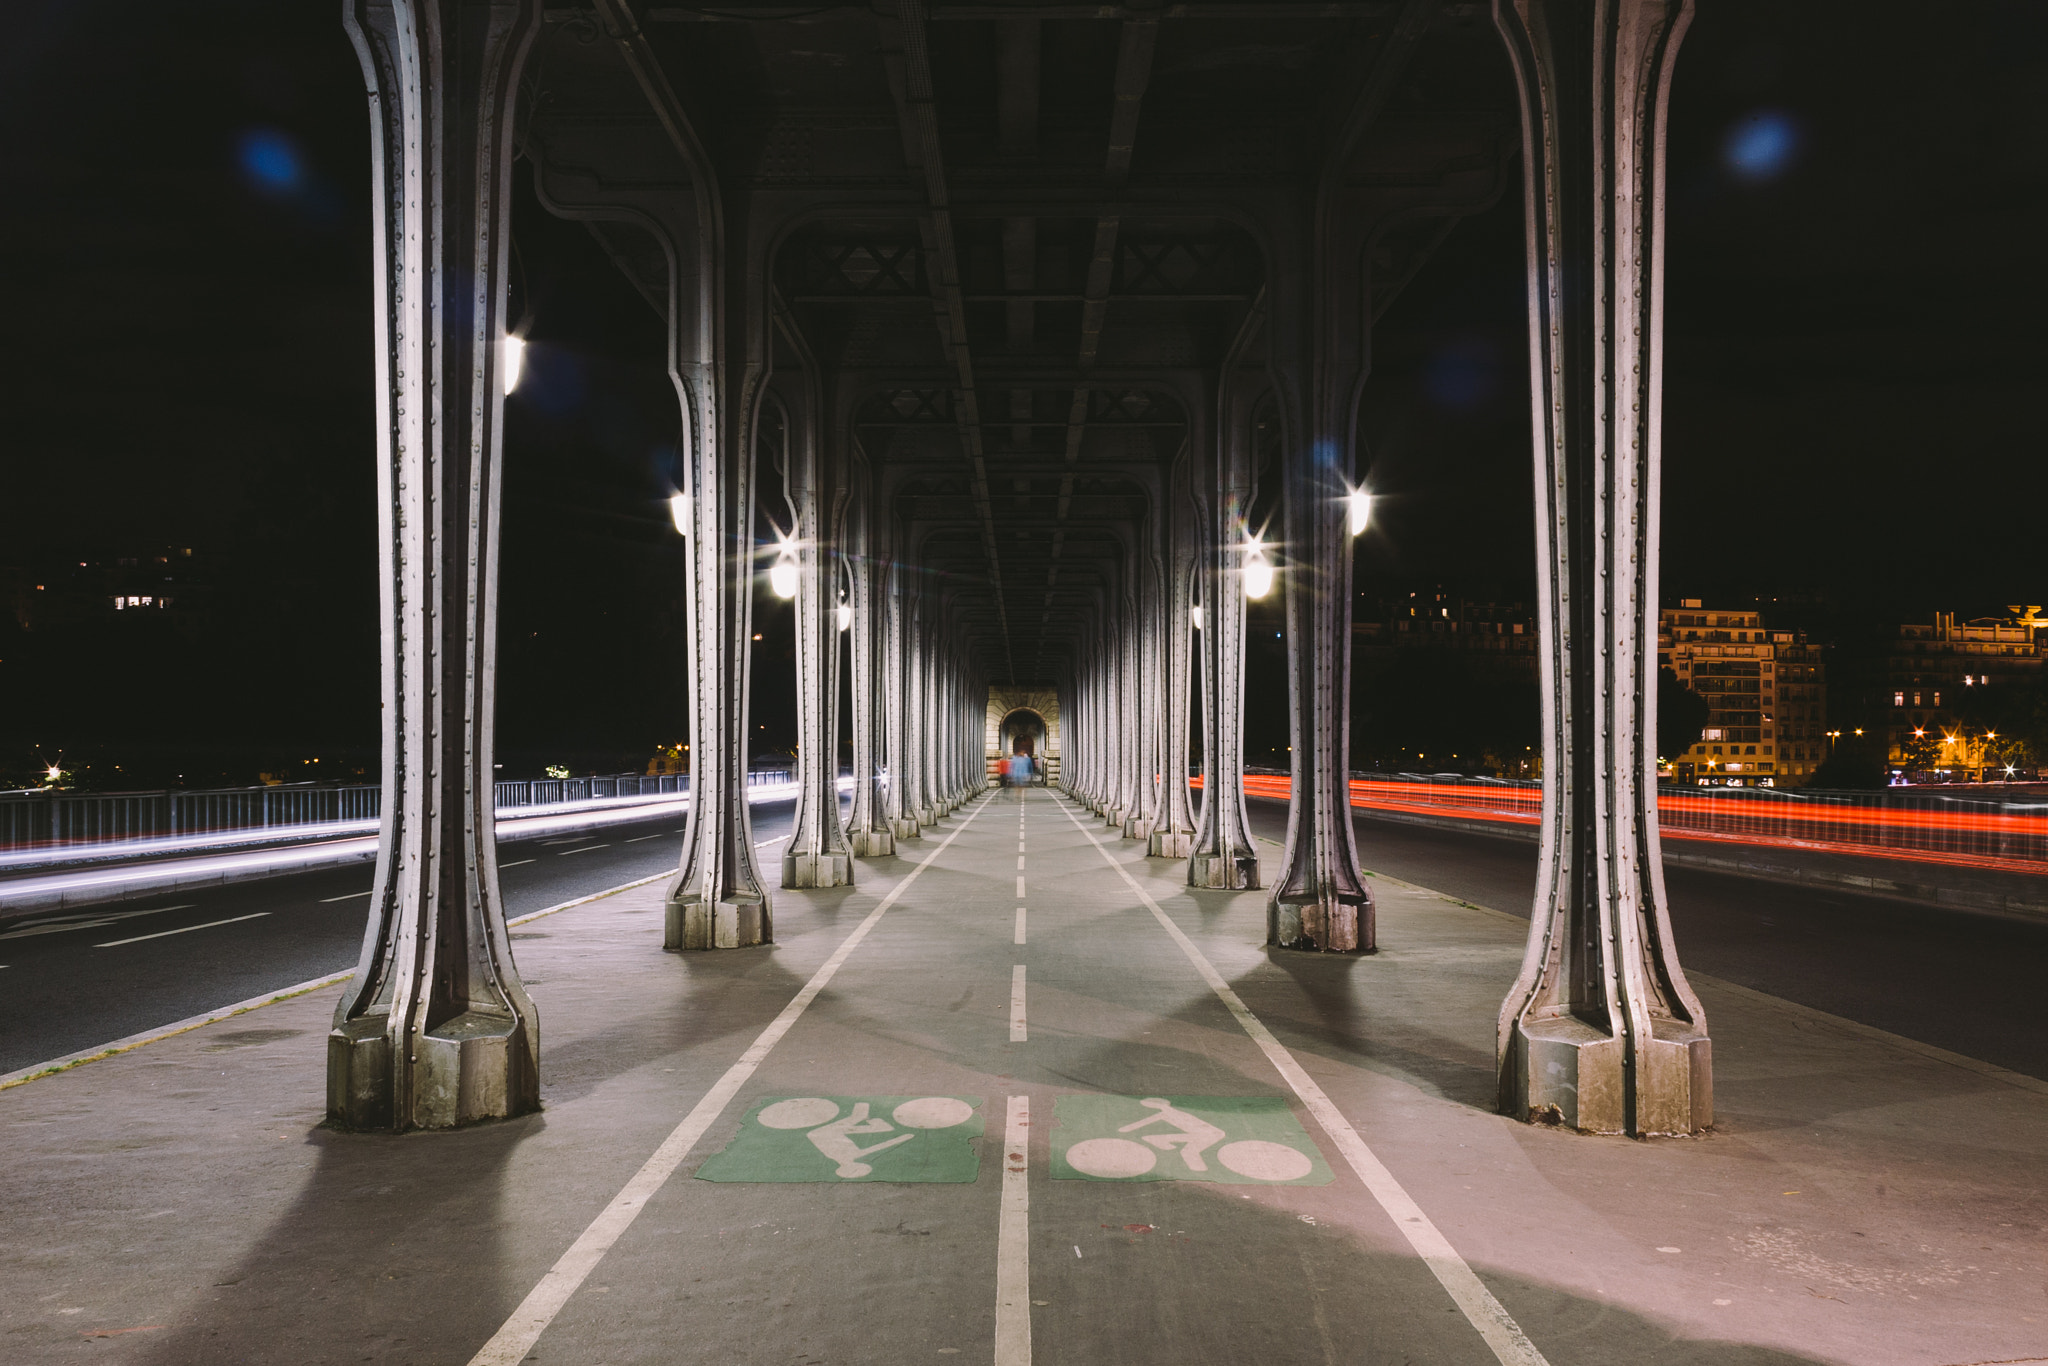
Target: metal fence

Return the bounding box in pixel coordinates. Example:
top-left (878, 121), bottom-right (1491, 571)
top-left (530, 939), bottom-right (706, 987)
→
top-left (0, 769), bottom-right (800, 857)
top-left (1223, 770), bottom-right (2048, 873)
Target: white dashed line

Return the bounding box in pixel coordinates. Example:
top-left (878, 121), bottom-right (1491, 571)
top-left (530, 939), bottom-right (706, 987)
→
top-left (624, 833), bottom-right (664, 843)
top-left (96, 913), bottom-right (270, 948)
top-left (1014, 907), bottom-right (1026, 945)
top-left (1009, 964), bottom-right (1027, 1041)
top-left (319, 890), bottom-right (373, 902)
top-left (556, 844), bottom-right (610, 856)
top-left (501, 859), bottom-right (536, 869)
top-left (1015, 875), bottom-right (1026, 898)
top-left (995, 1095), bottom-right (1031, 1366)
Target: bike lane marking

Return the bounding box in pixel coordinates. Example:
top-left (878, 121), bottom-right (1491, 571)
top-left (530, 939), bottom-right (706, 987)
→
top-left (1053, 795), bottom-right (1550, 1366)
top-left (464, 794), bottom-right (996, 1366)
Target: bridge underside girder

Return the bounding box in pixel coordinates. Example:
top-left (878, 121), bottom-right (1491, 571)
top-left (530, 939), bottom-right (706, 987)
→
top-left (331, 0), bottom-right (1710, 1140)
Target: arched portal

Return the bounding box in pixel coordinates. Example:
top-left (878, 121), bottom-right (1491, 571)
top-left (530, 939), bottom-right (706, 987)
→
top-left (1000, 708), bottom-right (1047, 761)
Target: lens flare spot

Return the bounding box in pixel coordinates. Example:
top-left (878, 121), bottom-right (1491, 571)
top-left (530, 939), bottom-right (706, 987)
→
top-left (237, 129), bottom-right (305, 193)
top-left (1723, 110), bottom-right (1800, 182)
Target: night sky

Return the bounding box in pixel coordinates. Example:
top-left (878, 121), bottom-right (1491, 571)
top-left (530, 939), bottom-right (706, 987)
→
top-left (2, 1), bottom-right (2042, 788)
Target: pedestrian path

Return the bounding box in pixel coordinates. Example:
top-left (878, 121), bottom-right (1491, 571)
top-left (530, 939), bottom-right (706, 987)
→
top-left (1, 788), bottom-right (2043, 1365)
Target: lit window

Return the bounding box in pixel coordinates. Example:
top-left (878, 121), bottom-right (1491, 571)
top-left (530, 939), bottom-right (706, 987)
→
top-left (1933, 691), bottom-right (1941, 706)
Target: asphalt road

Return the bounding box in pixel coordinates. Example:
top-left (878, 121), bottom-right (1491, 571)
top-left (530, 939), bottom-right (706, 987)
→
top-left (0, 799), bottom-right (797, 1075)
top-left (1242, 795), bottom-right (2048, 1083)
top-left (6, 790), bottom-right (2045, 1085)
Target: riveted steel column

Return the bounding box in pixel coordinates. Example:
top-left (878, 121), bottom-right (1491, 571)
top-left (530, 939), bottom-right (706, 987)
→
top-left (1493, 0), bottom-right (1709, 1137)
top-left (1266, 187), bottom-right (1373, 953)
top-left (781, 367), bottom-right (853, 889)
top-left (1189, 365), bottom-right (1262, 891)
top-left (329, 0), bottom-right (543, 1131)
top-left (1123, 553), bottom-right (1158, 840)
top-left (1151, 450), bottom-right (1200, 857)
top-left (911, 597), bottom-right (936, 826)
top-left (884, 550), bottom-right (920, 841)
top-left (845, 468), bottom-right (894, 857)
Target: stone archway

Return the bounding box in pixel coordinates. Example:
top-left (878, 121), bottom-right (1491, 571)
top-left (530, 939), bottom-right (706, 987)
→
top-left (985, 686), bottom-right (1061, 786)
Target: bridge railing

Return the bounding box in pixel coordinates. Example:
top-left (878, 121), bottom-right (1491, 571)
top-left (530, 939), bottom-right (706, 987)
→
top-left (0, 769), bottom-right (799, 860)
top-left (1225, 769), bottom-right (2048, 873)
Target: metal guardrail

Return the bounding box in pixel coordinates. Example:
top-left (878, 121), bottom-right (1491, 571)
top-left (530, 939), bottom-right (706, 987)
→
top-left (0, 770), bottom-right (800, 856)
top-left (1224, 769), bottom-right (2048, 873)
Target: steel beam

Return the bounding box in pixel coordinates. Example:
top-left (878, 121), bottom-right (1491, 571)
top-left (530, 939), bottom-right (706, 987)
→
top-left (1492, 0), bottom-right (1711, 1137)
top-left (328, 0), bottom-right (544, 1132)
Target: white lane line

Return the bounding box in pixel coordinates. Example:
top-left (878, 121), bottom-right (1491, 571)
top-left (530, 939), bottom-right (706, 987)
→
top-left (96, 912), bottom-right (270, 948)
top-left (1014, 907), bottom-right (1026, 945)
top-left (754, 834), bottom-right (790, 850)
top-left (1016, 875), bottom-right (1026, 898)
top-left (1054, 796), bottom-right (1549, 1366)
top-left (465, 794), bottom-right (994, 1366)
top-left (624, 833), bottom-right (664, 843)
top-left (1010, 965), bottom-right (1028, 1042)
top-left (501, 859), bottom-right (536, 869)
top-left (995, 1095), bottom-right (1032, 1366)
top-left (557, 844), bottom-right (610, 856)
top-left (1017, 855), bottom-right (1026, 870)
top-left (320, 890), bottom-right (372, 902)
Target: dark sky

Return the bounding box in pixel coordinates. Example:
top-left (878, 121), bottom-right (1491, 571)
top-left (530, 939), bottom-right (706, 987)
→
top-left (2, 0), bottom-right (2043, 780)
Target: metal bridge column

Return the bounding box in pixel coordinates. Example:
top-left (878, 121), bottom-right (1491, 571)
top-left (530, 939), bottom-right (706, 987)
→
top-left (1493, 0), bottom-right (1711, 1136)
top-left (885, 551), bottom-right (920, 841)
top-left (327, 0), bottom-right (544, 1131)
top-left (1189, 367), bottom-right (1262, 890)
top-left (1265, 189), bottom-right (1374, 952)
top-left (845, 471), bottom-right (895, 857)
top-left (1150, 454), bottom-right (1200, 858)
top-left (781, 371), bottom-right (854, 889)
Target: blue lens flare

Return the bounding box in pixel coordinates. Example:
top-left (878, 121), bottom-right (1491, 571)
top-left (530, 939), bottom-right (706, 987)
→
top-left (238, 129), bottom-right (305, 193)
top-left (1722, 110), bottom-right (1800, 182)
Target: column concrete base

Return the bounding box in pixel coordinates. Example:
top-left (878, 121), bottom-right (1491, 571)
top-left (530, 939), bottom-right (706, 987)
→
top-left (1121, 816), bottom-right (1151, 841)
top-left (327, 1009), bottom-right (537, 1132)
top-left (782, 850), bottom-right (854, 888)
top-left (1149, 829), bottom-right (1194, 858)
top-left (1501, 1014), bottom-right (1713, 1136)
top-left (891, 817), bottom-right (923, 840)
top-left (916, 805), bottom-right (936, 827)
top-left (849, 829), bottom-right (896, 858)
top-left (1188, 851), bottom-right (1259, 889)
top-left (1268, 891), bottom-right (1374, 954)
top-left (665, 892), bottom-right (771, 950)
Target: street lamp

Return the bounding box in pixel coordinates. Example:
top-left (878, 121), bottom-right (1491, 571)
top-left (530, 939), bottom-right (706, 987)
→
top-left (669, 492), bottom-right (690, 536)
top-left (502, 335), bottom-right (526, 395)
top-left (1345, 487), bottom-right (1372, 536)
top-left (769, 536), bottom-right (799, 599)
top-left (1242, 534), bottom-right (1273, 599)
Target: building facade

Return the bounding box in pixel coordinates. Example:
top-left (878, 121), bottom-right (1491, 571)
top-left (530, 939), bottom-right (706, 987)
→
top-left (1659, 600), bottom-right (1827, 786)
top-left (1885, 609), bottom-right (2045, 777)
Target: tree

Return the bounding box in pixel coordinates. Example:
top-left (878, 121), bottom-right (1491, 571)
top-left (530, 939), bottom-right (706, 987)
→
top-left (1656, 666), bottom-right (1709, 764)
top-left (1807, 734), bottom-right (1889, 790)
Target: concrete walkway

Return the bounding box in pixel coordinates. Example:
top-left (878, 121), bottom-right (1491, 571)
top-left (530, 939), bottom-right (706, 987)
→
top-left (2, 788), bottom-right (2042, 1365)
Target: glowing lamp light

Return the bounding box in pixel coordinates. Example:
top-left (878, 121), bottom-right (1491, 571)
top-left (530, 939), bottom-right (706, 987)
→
top-left (45, 764), bottom-right (62, 782)
top-left (669, 492), bottom-right (690, 535)
top-left (503, 335), bottom-right (526, 395)
top-left (836, 601), bottom-right (852, 632)
top-left (769, 538), bottom-right (799, 599)
top-left (1242, 536), bottom-right (1274, 600)
top-left (1190, 605), bottom-right (1205, 630)
top-left (1345, 488), bottom-right (1373, 536)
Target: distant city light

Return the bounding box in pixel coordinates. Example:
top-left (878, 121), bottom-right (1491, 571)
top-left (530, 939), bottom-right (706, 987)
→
top-left (503, 335), bottom-right (526, 395)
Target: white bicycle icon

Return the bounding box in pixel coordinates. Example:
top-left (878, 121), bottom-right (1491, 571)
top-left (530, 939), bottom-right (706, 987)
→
top-left (1065, 1098), bottom-right (1312, 1182)
top-left (757, 1097), bottom-right (975, 1178)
